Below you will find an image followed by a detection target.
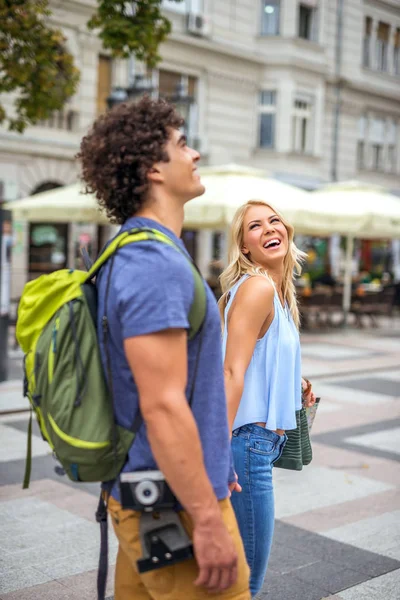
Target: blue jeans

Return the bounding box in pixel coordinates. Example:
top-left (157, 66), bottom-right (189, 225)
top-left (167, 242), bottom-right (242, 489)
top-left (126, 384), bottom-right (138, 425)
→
top-left (231, 424), bottom-right (286, 598)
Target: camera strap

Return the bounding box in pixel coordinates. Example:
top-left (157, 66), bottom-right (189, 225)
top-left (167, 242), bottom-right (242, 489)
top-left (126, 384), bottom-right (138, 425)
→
top-left (96, 236), bottom-right (206, 600)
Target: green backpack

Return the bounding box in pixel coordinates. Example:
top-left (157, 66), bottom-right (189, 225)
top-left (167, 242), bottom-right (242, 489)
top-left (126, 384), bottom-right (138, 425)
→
top-left (17, 227), bottom-right (206, 489)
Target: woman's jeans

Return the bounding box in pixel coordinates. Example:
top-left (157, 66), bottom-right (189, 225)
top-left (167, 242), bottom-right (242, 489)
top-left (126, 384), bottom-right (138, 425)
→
top-left (231, 424), bottom-right (286, 598)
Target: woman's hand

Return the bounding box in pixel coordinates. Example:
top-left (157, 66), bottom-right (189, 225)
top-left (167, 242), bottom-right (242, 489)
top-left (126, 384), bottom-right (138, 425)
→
top-left (302, 377), bottom-right (316, 408)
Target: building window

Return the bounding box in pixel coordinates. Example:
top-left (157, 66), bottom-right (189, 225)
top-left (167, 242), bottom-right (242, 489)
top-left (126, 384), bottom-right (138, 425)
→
top-left (388, 145), bottom-right (397, 172)
top-left (97, 55), bottom-right (112, 115)
top-left (38, 109), bottom-right (78, 131)
top-left (357, 141), bottom-right (365, 169)
top-left (292, 97), bottom-right (313, 153)
top-left (371, 144), bottom-right (383, 170)
top-left (394, 28), bottom-right (400, 75)
top-left (387, 120), bottom-right (398, 172)
top-left (158, 69), bottom-right (198, 140)
top-left (357, 116), bottom-right (367, 169)
top-left (298, 3), bottom-right (317, 42)
top-left (162, 0), bottom-right (187, 12)
top-left (376, 22), bottom-right (390, 72)
top-left (359, 115), bottom-right (399, 173)
top-left (261, 1), bottom-right (280, 36)
top-left (370, 117), bottom-right (385, 170)
top-left (363, 17), bottom-right (372, 67)
top-left (258, 91), bottom-right (276, 149)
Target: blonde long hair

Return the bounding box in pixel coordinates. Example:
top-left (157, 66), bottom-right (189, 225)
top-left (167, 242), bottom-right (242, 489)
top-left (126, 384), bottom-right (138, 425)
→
top-left (218, 200), bottom-right (307, 329)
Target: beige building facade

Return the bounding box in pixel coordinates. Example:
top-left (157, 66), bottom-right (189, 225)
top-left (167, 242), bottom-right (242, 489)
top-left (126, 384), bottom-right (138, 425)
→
top-left (1, 0), bottom-right (400, 295)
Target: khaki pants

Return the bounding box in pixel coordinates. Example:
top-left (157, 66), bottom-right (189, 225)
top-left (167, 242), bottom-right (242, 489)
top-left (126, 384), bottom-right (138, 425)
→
top-left (108, 496), bottom-right (251, 600)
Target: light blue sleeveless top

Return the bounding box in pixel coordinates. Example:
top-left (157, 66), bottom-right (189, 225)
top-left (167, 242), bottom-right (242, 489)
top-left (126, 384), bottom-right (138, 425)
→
top-left (222, 275), bottom-right (302, 432)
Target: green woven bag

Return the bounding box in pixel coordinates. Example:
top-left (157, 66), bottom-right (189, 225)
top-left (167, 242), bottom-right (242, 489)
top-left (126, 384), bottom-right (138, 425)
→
top-left (274, 407), bottom-right (312, 471)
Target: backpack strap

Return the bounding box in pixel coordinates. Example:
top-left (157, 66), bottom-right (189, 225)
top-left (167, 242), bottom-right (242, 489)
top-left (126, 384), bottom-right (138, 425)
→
top-left (88, 227), bottom-right (206, 340)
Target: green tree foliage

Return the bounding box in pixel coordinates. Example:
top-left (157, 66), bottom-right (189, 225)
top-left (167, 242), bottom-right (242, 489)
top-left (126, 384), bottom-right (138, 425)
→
top-left (0, 0), bottom-right (80, 132)
top-left (88, 0), bottom-right (184, 68)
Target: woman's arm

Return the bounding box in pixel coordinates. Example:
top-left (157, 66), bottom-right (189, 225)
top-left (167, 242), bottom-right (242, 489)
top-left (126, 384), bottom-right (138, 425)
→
top-left (224, 276), bottom-right (275, 432)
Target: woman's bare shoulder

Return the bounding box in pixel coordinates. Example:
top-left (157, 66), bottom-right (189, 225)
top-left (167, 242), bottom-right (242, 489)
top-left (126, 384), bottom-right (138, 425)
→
top-left (233, 275), bottom-right (275, 312)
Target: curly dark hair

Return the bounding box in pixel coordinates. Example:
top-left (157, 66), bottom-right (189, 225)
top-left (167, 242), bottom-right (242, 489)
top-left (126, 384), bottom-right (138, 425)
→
top-left (77, 96), bottom-right (183, 224)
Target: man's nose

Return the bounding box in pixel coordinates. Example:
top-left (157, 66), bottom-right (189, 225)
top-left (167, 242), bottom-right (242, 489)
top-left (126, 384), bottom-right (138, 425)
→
top-left (191, 147), bottom-right (201, 162)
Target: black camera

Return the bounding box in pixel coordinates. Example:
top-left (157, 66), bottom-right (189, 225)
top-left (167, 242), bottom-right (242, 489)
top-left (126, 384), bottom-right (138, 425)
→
top-left (120, 470), bottom-right (176, 511)
top-left (119, 470), bottom-right (194, 573)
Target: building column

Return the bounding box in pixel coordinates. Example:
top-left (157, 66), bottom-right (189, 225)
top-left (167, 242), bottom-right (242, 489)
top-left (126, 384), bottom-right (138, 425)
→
top-left (277, 79), bottom-right (295, 153)
top-left (281, 0), bottom-right (298, 38)
top-left (371, 20), bottom-right (378, 70)
top-left (389, 27), bottom-right (397, 74)
top-left (196, 229), bottom-right (213, 278)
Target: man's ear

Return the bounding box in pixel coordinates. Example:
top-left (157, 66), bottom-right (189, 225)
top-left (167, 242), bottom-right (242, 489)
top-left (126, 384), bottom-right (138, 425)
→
top-left (147, 165), bottom-right (164, 184)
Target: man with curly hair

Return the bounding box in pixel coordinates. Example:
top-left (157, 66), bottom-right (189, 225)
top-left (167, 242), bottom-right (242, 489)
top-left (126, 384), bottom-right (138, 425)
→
top-left (78, 96), bottom-right (250, 600)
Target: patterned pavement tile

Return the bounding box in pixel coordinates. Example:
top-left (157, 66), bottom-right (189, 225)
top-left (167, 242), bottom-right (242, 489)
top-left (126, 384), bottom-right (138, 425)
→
top-left (0, 496), bottom-right (118, 595)
top-left (312, 443), bottom-right (400, 488)
top-left (336, 568), bottom-right (400, 599)
top-left (332, 377), bottom-right (399, 398)
top-left (0, 567), bottom-right (53, 596)
top-left (301, 343), bottom-right (377, 361)
top-left (0, 479), bottom-right (99, 522)
top-left (309, 381), bottom-right (396, 407)
top-left (0, 580), bottom-right (94, 600)
top-left (274, 466), bottom-right (393, 519)
top-left (345, 427), bottom-right (400, 455)
top-left (56, 567), bottom-right (115, 599)
top-left (373, 370), bottom-right (400, 382)
top-left (302, 355), bottom-right (400, 381)
top-left (323, 511), bottom-right (400, 558)
top-left (309, 400), bottom-right (400, 434)
top-left (0, 424), bottom-right (50, 463)
top-left (0, 381), bottom-right (29, 414)
top-left (264, 521), bottom-right (400, 598)
top-left (313, 419), bottom-right (400, 463)
top-left (281, 489), bottom-right (400, 533)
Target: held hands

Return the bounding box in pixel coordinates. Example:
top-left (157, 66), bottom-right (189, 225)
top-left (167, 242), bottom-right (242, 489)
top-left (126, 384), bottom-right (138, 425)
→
top-left (302, 377), bottom-right (316, 408)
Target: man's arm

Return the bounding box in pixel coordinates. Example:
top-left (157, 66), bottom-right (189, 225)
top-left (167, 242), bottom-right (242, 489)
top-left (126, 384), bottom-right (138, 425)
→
top-left (124, 329), bottom-right (238, 594)
top-left (224, 276), bottom-right (274, 431)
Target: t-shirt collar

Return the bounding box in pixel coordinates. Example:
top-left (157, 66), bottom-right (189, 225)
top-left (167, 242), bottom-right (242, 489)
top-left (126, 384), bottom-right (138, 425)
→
top-left (121, 216), bottom-right (187, 253)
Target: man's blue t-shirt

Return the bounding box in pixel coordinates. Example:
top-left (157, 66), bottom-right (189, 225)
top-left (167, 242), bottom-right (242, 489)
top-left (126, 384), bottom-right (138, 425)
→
top-left (96, 217), bottom-right (233, 501)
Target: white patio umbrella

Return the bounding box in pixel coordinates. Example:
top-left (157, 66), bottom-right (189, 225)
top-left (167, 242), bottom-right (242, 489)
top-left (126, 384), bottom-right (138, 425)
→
top-left (3, 183), bottom-right (108, 224)
top-left (184, 164), bottom-right (310, 230)
top-left (305, 181), bottom-right (400, 318)
top-left (5, 165), bottom-right (309, 230)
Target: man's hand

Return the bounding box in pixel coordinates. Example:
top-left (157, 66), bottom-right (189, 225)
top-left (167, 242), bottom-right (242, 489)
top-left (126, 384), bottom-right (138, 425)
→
top-left (228, 472), bottom-right (242, 497)
top-left (193, 513), bottom-right (238, 593)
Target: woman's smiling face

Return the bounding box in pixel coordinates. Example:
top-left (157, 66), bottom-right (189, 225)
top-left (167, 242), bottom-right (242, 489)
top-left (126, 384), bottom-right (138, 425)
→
top-left (241, 204), bottom-right (289, 268)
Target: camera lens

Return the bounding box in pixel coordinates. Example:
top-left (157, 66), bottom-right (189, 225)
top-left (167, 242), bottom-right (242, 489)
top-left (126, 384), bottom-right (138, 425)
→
top-left (135, 479), bottom-right (160, 506)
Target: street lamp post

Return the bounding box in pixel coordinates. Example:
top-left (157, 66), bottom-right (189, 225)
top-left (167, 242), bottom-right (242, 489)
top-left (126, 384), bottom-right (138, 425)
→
top-left (106, 74), bottom-right (155, 110)
top-left (168, 81), bottom-right (195, 136)
top-left (0, 206), bottom-right (11, 382)
top-left (107, 78), bottom-right (195, 137)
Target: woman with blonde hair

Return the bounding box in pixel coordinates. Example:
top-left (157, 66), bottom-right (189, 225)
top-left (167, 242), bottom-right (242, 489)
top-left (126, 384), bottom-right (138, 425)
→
top-left (220, 200), bottom-right (315, 597)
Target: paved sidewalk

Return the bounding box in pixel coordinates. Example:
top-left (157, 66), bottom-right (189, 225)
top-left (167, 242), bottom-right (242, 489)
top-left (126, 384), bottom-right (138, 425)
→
top-left (0, 327), bottom-right (399, 599)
